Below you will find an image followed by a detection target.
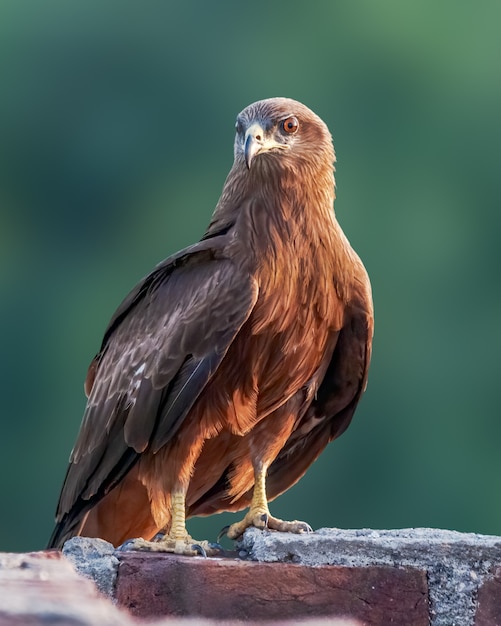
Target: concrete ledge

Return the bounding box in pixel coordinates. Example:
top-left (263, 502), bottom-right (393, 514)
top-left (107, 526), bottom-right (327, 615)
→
top-left (4, 528), bottom-right (501, 624)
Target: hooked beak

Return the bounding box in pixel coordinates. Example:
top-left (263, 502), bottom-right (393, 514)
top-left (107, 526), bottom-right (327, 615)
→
top-left (244, 123), bottom-right (265, 169)
top-left (243, 122), bottom-right (289, 169)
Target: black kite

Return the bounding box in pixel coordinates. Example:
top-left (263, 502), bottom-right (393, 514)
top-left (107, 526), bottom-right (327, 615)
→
top-left (48, 97), bottom-right (373, 555)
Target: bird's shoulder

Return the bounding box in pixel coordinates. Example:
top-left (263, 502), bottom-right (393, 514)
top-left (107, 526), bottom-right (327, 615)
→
top-left (84, 233), bottom-right (257, 397)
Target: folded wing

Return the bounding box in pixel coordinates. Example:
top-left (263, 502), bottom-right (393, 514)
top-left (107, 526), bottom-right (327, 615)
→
top-left (48, 238), bottom-right (258, 548)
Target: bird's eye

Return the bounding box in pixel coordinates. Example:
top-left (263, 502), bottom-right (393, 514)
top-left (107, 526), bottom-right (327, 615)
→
top-left (282, 116), bottom-right (299, 134)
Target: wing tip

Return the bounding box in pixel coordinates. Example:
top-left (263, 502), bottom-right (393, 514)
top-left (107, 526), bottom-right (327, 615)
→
top-left (46, 516), bottom-right (81, 550)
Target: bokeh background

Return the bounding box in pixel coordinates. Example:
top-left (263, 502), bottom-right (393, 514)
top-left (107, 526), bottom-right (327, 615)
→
top-left (1, 1), bottom-right (500, 552)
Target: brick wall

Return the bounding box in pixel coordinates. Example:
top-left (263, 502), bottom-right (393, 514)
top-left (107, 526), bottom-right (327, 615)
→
top-left (2, 528), bottom-right (501, 625)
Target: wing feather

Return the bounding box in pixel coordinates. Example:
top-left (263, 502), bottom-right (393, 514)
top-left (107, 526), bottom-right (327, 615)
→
top-left (50, 241), bottom-right (258, 547)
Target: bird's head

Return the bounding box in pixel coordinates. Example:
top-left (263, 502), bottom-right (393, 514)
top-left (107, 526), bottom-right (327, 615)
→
top-left (233, 97), bottom-right (335, 177)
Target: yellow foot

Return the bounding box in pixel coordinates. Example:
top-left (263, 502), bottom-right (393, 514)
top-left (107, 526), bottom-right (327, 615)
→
top-left (118, 535), bottom-right (220, 557)
top-left (225, 509), bottom-right (313, 540)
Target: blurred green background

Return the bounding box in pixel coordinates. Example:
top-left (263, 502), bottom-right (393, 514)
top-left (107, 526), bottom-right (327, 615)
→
top-left (1, 1), bottom-right (500, 552)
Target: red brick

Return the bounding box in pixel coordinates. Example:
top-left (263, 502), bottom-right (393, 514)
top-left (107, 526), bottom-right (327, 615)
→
top-left (475, 567), bottom-right (501, 626)
top-left (115, 552), bottom-right (428, 625)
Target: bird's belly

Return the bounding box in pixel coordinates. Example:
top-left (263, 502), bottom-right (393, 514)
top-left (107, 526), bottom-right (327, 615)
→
top-left (198, 306), bottom-right (332, 439)
top-left (184, 287), bottom-right (337, 510)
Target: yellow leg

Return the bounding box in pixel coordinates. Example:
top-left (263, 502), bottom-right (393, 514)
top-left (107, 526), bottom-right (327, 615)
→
top-left (170, 491), bottom-right (189, 541)
top-left (226, 463), bottom-right (313, 540)
top-left (120, 491), bottom-right (218, 556)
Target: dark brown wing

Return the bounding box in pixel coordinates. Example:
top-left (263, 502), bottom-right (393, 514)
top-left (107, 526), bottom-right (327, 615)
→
top-left (48, 237), bottom-right (258, 548)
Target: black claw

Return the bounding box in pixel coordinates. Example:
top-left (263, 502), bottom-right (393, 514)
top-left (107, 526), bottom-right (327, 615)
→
top-left (116, 539), bottom-right (135, 552)
top-left (303, 523), bottom-right (314, 534)
top-left (152, 532), bottom-right (165, 542)
top-left (217, 525), bottom-right (231, 542)
top-left (260, 512), bottom-right (269, 528)
top-left (208, 542), bottom-right (223, 552)
top-left (192, 543), bottom-right (207, 558)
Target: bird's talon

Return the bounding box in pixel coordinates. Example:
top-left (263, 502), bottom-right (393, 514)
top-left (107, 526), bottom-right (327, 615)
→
top-left (192, 543), bottom-right (207, 558)
top-left (217, 525), bottom-right (231, 542)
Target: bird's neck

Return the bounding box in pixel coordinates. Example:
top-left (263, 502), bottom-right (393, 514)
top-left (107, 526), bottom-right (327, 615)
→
top-left (204, 164), bottom-right (356, 304)
top-left (207, 163), bottom-right (336, 244)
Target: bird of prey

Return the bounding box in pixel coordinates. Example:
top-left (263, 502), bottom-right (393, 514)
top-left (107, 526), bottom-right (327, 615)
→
top-left (48, 97), bottom-right (373, 555)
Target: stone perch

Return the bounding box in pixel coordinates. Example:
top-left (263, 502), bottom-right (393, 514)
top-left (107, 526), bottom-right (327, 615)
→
top-left (3, 528), bottom-right (501, 624)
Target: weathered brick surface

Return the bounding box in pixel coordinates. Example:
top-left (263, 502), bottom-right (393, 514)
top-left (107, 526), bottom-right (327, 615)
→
top-left (115, 552), bottom-right (429, 625)
top-left (476, 566), bottom-right (501, 626)
top-left (5, 529), bottom-right (501, 624)
top-left (240, 527), bottom-right (501, 626)
top-left (0, 550), bottom-right (134, 626)
top-left (0, 547), bottom-right (360, 625)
